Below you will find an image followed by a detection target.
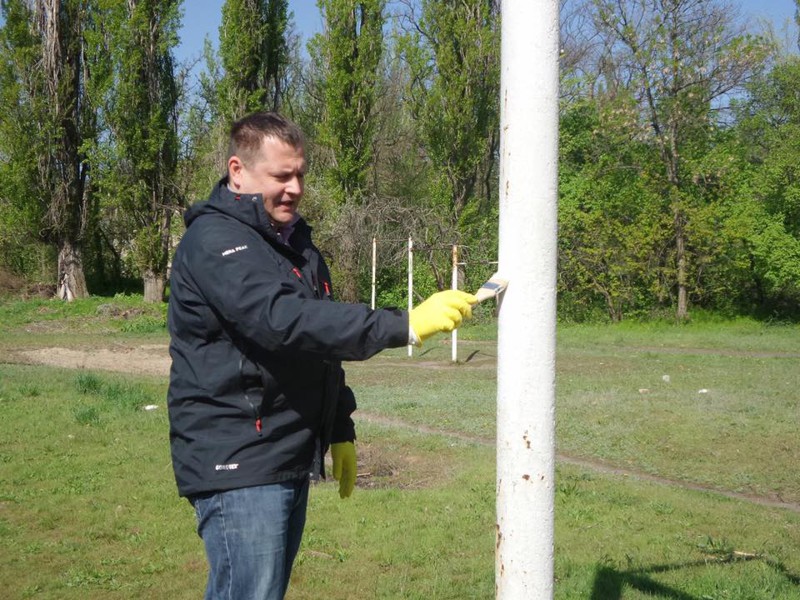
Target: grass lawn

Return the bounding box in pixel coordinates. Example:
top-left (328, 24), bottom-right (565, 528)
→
top-left (0, 297), bottom-right (799, 598)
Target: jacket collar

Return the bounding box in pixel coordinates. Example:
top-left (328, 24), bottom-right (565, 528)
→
top-left (184, 177), bottom-right (310, 248)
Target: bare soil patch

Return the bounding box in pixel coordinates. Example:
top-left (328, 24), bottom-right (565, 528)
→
top-left (18, 344), bottom-right (170, 377)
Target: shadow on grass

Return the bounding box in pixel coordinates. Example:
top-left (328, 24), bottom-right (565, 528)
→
top-left (590, 554), bottom-right (800, 599)
top-left (464, 350), bottom-right (480, 362)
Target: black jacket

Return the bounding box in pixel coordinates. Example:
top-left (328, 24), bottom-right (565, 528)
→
top-left (167, 179), bottom-right (408, 497)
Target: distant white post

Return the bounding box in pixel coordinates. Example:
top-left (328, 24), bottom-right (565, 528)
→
top-left (371, 236), bottom-right (377, 310)
top-left (495, 0), bottom-right (559, 598)
top-left (407, 237), bottom-right (414, 357)
top-left (451, 244), bottom-right (459, 363)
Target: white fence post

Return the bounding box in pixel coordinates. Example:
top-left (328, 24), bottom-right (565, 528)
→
top-left (407, 237), bottom-right (414, 357)
top-left (451, 244), bottom-right (458, 363)
top-left (371, 236), bottom-right (377, 310)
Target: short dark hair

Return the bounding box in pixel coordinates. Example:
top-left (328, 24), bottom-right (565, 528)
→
top-left (228, 112), bottom-right (305, 166)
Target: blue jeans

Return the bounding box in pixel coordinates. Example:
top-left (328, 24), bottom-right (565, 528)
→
top-left (191, 479), bottom-right (310, 600)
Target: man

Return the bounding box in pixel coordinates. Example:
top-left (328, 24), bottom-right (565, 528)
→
top-left (167, 111), bottom-right (476, 600)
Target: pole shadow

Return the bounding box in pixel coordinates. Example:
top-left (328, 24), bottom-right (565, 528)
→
top-left (464, 350), bottom-right (480, 362)
top-left (590, 553), bottom-right (800, 599)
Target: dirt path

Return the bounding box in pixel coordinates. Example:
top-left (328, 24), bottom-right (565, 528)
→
top-left (357, 412), bottom-right (800, 513)
top-left (12, 344), bottom-right (800, 513)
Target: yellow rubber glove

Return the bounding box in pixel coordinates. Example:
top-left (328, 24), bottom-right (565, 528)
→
top-left (409, 290), bottom-right (478, 345)
top-left (331, 441), bottom-right (357, 499)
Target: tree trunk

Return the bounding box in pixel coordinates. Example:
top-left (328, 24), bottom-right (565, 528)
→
top-left (674, 205), bottom-right (688, 322)
top-left (56, 240), bottom-right (88, 300)
top-left (143, 270), bottom-right (165, 303)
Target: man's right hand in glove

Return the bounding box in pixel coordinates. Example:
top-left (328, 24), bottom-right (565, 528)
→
top-left (409, 290), bottom-right (478, 345)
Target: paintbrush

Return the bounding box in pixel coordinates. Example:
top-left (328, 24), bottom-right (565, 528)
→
top-left (473, 273), bottom-right (509, 303)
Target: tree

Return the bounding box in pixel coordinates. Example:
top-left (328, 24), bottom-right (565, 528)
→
top-left (589, 0), bottom-right (770, 320)
top-left (731, 54), bottom-right (800, 311)
top-left (309, 0), bottom-right (385, 302)
top-left (101, 0), bottom-right (181, 302)
top-left (313, 0), bottom-right (384, 204)
top-left (399, 0), bottom-right (500, 230)
top-left (217, 0), bottom-right (290, 121)
top-left (558, 99), bottom-right (671, 321)
top-left (0, 0), bottom-right (102, 299)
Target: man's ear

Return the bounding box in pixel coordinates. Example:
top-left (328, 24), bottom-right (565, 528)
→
top-left (228, 155), bottom-right (244, 188)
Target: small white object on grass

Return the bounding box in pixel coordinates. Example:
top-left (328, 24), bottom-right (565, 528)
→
top-left (698, 389), bottom-right (709, 394)
top-left (143, 404), bottom-right (159, 411)
top-left (661, 374), bottom-right (671, 383)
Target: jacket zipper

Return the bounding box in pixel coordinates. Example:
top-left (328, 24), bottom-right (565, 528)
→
top-left (239, 355), bottom-right (263, 436)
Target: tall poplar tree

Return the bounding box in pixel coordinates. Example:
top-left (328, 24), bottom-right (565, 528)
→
top-left (217, 0), bottom-right (289, 121)
top-left (0, 0), bottom-right (100, 298)
top-left (401, 0), bottom-right (500, 229)
top-left (103, 0), bottom-right (181, 302)
top-left (314, 0), bottom-right (385, 204)
top-left (310, 0), bottom-right (385, 302)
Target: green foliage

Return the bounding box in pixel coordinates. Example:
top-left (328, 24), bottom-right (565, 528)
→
top-left (118, 313), bottom-right (167, 333)
top-left (73, 404), bottom-right (102, 426)
top-left (95, 0), bottom-right (181, 297)
top-left (399, 0), bottom-right (499, 228)
top-left (72, 371), bottom-right (162, 423)
top-left (0, 0), bottom-right (101, 293)
top-left (306, 1), bottom-right (387, 301)
top-left (588, 0), bottom-right (772, 321)
top-left (2, 0), bottom-right (800, 318)
top-left (0, 16), bottom-right (45, 278)
top-left (558, 99), bottom-right (670, 321)
top-left (728, 55), bottom-right (800, 313)
top-left (217, 0), bottom-right (289, 119)
top-left (313, 0), bottom-right (385, 204)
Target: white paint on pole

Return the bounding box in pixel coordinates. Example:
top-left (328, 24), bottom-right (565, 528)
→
top-left (451, 244), bottom-right (458, 363)
top-left (371, 236), bottom-right (377, 310)
top-left (407, 237), bottom-right (414, 357)
top-left (496, 0), bottom-right (559, 598)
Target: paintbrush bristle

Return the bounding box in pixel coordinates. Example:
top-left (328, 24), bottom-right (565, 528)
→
top-left (474, 274), bottom-right (509, 303)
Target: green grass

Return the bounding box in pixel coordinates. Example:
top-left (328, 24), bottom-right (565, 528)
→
top-left (1, 298), bottom-right (799, 598)
top-left (0, 294), bottom-right (167, 352)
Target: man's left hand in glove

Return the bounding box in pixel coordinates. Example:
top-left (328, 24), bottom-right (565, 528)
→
top-left (331, 441), bottom-right (357, 499)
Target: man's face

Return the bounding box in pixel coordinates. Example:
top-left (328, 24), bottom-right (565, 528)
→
top-left (228, 136), bottom-right (306, 226)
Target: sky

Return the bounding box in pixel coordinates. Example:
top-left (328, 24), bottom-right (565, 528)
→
top-left (176, 0), bottom-right (323, 65)
top-left (0, 2), bottom-right (795, 60)
top-left (175, 0), bottom-right (798, 66)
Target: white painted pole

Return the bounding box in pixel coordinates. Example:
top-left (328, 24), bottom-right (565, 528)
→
top-left (451, 244), bottom-right (458, 363)
top-left (371, 236), bottom-right (377, 310)
top-left (407, 237), bottom-right (413, 357)
top-left (496, 0), bottom-right (559, 598)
